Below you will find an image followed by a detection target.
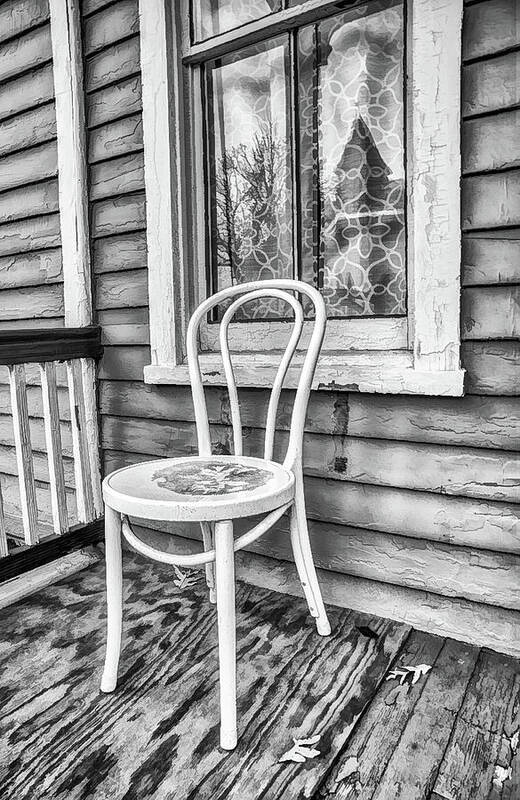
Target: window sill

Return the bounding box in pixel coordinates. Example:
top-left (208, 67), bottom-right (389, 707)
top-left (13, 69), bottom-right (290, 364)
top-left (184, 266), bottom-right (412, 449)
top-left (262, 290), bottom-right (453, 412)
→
top-left (144, 352), bottom-right (465, 396)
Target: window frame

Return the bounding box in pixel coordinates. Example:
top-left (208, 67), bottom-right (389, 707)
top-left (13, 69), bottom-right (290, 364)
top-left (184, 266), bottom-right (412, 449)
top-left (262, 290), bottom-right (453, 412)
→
top-left (139, 0), bottom-right (465, 396)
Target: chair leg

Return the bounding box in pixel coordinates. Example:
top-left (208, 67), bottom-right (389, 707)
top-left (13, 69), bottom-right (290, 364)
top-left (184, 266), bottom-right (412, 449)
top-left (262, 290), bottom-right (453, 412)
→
top-left (101, 504), bottom-right (123, 692)
top-left (214, 519), bottom-right (237, 750)
top-left (200, 522), bottom-right (216, 604)
top-left (290, 474), bottom-right (331, 637)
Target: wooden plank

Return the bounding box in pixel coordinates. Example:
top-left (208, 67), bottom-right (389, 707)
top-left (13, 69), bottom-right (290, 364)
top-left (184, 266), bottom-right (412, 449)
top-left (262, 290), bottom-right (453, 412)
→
top-left (88, 113), bottom-right (143, 163)
top-left (0, 140), bottom-right (57, 193)
top-left (0, 0), bottom-right (49, 44)
top-left (66, 359), bottom-right (95, 523)
top-left (95, 268), bottom-right (148, 308)
top-left (463, 230), bottom-right (520, 285)
top-left (0, 179), bottom-right (59, 224)
top-left (0, 382), bottom-right (69, 418)
top-left (0, 24), bottom-right (51, 84)
top-left (0, 361), bottom-right (68, 388)
top-left (85, 34), bottom-right (140, 92)
top-left (89, 150), bottom-right (144, 200)
top-left (320, 629), bottom-right (445, 799)
top-left (0, 478), bottom-right (7, 556)
top-left (98, 379), bottom-right (520, 451)
top-left (0, 248), bottom-right (62, 289)
top-left (92, 229), bottom-right (146, 271)
top-left (463, 0), bottom-right (520, 61)
top-left (50, 0), bottom-right (92, 328)
top-left (91, 192), bottom-right (146, 237)
top-left (0, 471), bottom-right (75, 531)
top-left (0, 102), bottom-right (56, 157)
top-left (98, 344), bottom-right (149, 380)
top-left (0, 442), bottom-right (75, 486)
top-left (84, 0), bottom-right (138, 55)
top-left (0, 413), bottom-right (72, 455)
top-left (463, 169), bottom-right (520, 230)
top-left (463, 341), bottom-right (520, 396)
top-left (463, 111), bottom-right (520, 174)
top-left (87, 74), bottom-right (141, 128)
top-left (0, 284), bottom-right (63, 320)
top-left (39, 361), bottom-right (68, 534)
top-left (8, 364), bottom-right (38, 544)
top-left (0, 63), bottom-right (54, 121)
top-left (432, 650), bottom-right (520, 800)
top-left (463, 52), bottom-right (520, 117)
top-left (462, 285), bottom-right (520, 339)
top-left (100, 321), bottom-right (150, 345)
top-left (101, 416), bottom-right (520, 502)
top-left (0, 214), bottom-right (60, 256)
top-left (82, 0), bottom-right (117, 14)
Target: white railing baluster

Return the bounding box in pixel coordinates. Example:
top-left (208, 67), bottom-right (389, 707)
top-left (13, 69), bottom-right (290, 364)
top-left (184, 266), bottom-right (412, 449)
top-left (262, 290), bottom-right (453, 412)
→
top-left (66, 359), bottom-right (95, 524)
top-left (80, 357), bottom-right (103, 517)
top-left (0, 479), bottom-right (8, 557)
top-left (40, 361), bottom-right (68, 535)
top-left (8, 364), bottom-right (38, 545)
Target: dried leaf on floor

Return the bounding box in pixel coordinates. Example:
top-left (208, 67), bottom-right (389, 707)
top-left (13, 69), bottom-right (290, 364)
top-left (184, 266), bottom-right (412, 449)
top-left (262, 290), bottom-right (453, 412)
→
top-left (173, 565), bottom-right (201, 589)
top-left (279, 735), bottom-right (321, 764)
top-left (335, 756), bottom-right (359, 783)
top-left (386, 663), bottom-right (431, 686)
top-left (510, 730), bottom-right (519, 755)
top-left (493, 765), bottom-right (512, 787)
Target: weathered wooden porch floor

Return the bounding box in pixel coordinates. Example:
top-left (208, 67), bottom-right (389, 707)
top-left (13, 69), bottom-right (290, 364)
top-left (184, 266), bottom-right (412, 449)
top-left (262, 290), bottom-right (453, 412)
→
top-left (1, 552), bottom-right (519, 800)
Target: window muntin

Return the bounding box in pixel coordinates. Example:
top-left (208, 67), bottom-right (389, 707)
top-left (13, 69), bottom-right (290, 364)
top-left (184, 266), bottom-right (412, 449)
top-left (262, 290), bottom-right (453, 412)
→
top-left (202, 0), bottom-right (406, 323)
top-left (192, 0), bottom-right (282, 44)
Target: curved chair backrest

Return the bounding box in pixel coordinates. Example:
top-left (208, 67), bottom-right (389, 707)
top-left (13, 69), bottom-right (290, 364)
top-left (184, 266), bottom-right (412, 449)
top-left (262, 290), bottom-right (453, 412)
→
top-left (187, 279), bottom-right (326, 470)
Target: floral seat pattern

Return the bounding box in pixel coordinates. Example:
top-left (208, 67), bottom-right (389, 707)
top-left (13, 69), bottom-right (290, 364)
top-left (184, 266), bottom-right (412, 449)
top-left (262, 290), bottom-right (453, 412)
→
top-left (151, 461), bottom-right (273, 496)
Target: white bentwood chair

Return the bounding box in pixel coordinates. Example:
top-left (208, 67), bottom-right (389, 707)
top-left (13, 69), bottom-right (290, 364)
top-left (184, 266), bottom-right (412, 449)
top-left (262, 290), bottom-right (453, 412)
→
top-left (100, 279), bottom-right (331, 750)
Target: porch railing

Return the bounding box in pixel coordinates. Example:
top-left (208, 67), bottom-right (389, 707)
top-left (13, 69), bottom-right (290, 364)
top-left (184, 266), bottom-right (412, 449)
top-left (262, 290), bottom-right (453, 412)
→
top-left (0, 327), bottom-right (104, 582)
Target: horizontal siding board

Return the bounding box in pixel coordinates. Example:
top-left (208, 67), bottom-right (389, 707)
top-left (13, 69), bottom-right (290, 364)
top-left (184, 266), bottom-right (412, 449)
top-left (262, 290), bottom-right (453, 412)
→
top-left (91, 192), bottom-right (145, 237)
top-left (100, 321), bottom-right (149, 345)
top-left (0, 0), bottom-right (49, 44)
top-left (463, 0), bottom-right (520, 61)
top-left (101, 415), bottom-right (520, 502)
top-left (92, 229), bottom-right (146, 271)
top-left (0, 414), bottom-right (72, 456)
top-left (85, 34), bottom-right (140, 92)
top-left (0, 383), bottom-right (70, 419)
top-left (88, 113), bottom-right (143, 163)
top-left (0, 284), bottom-right (63, 320)
top-left (462, 52), bottom-right (520, 117)
top-left (83, 0), bottom-right (138, 55)
top-left (463, 341), bottom-right (520, 396)
top-left (462, 111), bottom-right (520, 174)
top-left (99, 380), bottom-right (520, 451)
top-left (0, 247), bottom-right (62, 288)
top-left (98, 345), bottom-right (149, 380)
top-left (462, 169), bottom-right (520, 229)
top-left (0, 140), bottom-right (57, 192)
top-left (0, 101), bottom-right (56, 157)
top-left (0, 179), bottom-right (59, 223)
top-left (89, 151), bottom-right (144, 200)
top-left (0, 63), bottom-right (54, 120)
top-left (87, 74), bottom-right (141, 128)
top-left (462, 285), bottom-right (520, 339)
top-left (82, 0), bottom-right (118, 15)
top-left (0, 214), bottom-right (60, 256)
top-left (0, 443), bottom-right (74, 486)
top-left (95, 268), bottom-right (148, 308)
top-left (0, 23), bottom-right (51, 84)
top-left (462, 231), bottom-right (520, 285)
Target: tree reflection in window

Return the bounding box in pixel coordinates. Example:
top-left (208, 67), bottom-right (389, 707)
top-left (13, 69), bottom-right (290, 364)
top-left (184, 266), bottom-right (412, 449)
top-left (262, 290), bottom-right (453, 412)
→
top-left (205, 1), bottom-right (406, 320)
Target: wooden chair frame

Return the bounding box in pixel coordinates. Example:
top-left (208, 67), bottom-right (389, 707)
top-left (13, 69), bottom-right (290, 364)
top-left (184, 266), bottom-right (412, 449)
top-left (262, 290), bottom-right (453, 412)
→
top-left (101, 279), bottom-right (331, 750)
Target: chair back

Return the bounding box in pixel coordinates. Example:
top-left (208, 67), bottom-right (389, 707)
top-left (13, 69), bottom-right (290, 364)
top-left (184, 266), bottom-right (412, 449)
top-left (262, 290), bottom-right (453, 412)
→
top-left (187, 280), bottom-right (326, 470)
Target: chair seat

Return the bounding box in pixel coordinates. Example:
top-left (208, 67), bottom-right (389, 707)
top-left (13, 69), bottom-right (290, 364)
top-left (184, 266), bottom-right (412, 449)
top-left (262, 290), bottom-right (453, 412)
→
top-left (103, 455), bottom-right (295, 522)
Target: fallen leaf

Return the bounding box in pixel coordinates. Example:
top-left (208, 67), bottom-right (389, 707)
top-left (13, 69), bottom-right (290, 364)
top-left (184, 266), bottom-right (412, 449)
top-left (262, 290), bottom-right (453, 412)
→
top-left (335, 756), bottom-right (359, 783)
top-left (173, 565), bottom-right (201, 589)
top-left (386, 664), bottom-right (431, 686)
top-left (493, 765), bottom-right (512, 787)
top-left (279, 735), bottom-right (321, 764)
top-left (511, 731), bottom-right (519, 755)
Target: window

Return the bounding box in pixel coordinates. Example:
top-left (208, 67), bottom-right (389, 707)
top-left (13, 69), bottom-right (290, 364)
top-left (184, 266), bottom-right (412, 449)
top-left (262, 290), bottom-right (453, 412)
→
top-left (139, 0), bottom-right (464, 396)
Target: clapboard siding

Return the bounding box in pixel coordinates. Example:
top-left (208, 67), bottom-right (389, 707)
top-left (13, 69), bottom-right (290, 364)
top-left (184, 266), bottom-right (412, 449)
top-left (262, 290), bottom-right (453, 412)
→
top-left (0, 63), bottom-right (55, 120)
top-left (0, 0), bottom-right (49, 44)
top-left (0, 248), bottom-right (62, 288)
top-left (0, 140), bottom-right (57, 192)
top-left (0, 24), bottom-right (52, 84)
top-left (82, 0), bottom-right (520, 644)
top-left (0, 101), bottom-right (56, 157)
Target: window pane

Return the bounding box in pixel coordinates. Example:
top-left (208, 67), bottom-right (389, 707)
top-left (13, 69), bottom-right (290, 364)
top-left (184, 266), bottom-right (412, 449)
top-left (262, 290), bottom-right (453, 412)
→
top-left (193, 0), bottom-right (281, 43)
top-left (298, 2), bottom-right (406, 317)
top-left (206, 38), bottom-right (293, 320)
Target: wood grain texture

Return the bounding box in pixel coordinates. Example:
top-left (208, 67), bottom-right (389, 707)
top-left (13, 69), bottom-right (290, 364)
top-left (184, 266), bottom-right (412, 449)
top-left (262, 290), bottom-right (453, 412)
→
top-left (0, 140), bottom-right (57, 193)
top-left (0, 63), bottom-right (55, 120)
top-left (8, 364), bottom-right (38, 544)
top-left (88, 113), bottom-right (143, 163)
top-left (463, 169), bottom-right (520, 230)
top-left (0, 214), bottom-right (61, 256)
top-left (89, 151), bottom-right (144, 200)
top-left (463, 111), bottom-right (520, 174)
top-left (0, 0), bottom-right (49, 44)
top-left (0, 23), bottom-right (51, 84)
top-left (463, 0), bottom-right (520, 61)
top-left (0, 284), bottom-right (63, 320)
top-left (462, 231), bottom-right (520, 286)
top-left (463, 341), bottom-right (520, 396)
top-left (0, 179), bottom-right (58, 223)
top-left (463, 285), bottom-right (520, 339)
top-left (0, 550), bottom-right (409, 800)
top-left (0, 101), bottom-right (56, 157)
top-left (85, 34), bottom-right (140, 92)
top-left (87, 74), bottom-right (141, 127)
top-left (92, 229), bottom-right (146, 271)
top-left (91, 192), bottom-right (146, 237)
top-left (83, 0), bottom-right (138, 55)
top-left (0, 248), bottom-right (62, 289)
top-left (95, 268), bottom-right (148, 308)
top-left (463, 52), bottom-right (520, 117)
